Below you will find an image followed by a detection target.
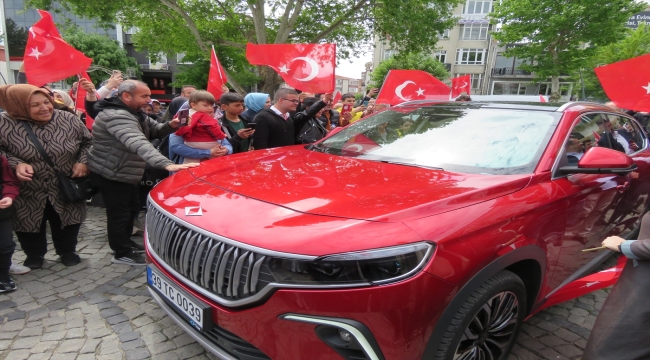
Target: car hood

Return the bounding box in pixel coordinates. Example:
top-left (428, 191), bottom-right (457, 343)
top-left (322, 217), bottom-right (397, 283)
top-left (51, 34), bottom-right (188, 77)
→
top-left (182, 146), bottom-right (532, 222)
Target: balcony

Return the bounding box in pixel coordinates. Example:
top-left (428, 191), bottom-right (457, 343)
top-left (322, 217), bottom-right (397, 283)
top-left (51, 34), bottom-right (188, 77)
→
top-left (139, 63), bottom-right (170, 70)
top-left (491, 67), bottom-right (532, 76)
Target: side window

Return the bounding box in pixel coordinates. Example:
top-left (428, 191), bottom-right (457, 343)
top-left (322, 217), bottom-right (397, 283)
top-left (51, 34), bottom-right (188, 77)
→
top-left (553, 115), bottom-right (594, 177)
top-left (619, 116), bottom-right (646, 152)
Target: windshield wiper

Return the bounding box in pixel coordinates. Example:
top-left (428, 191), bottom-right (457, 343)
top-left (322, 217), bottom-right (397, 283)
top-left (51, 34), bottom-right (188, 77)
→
top-left (306, 143), bottom-right (328, 153)
top-left (378, 160), bottom-right (443, 171)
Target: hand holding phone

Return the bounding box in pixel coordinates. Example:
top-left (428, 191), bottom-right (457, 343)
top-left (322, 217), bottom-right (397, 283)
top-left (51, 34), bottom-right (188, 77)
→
top-left (246, 122), bottom-right (257, 130)
top-left (341, 104), bottom-right (353, 114)
top-left (177, 109), bottom-right (190, 127)
top-left (362, 100), bottom-right (369, 107)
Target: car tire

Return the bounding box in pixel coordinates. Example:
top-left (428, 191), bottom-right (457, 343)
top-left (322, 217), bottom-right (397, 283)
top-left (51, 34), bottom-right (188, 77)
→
top-left (431, 270), bottom-right (526, 360)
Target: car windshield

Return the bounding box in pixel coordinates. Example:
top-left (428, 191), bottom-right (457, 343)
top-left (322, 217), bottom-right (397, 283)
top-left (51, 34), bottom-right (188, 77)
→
top-left (310, 105), bottom-right (561, 175)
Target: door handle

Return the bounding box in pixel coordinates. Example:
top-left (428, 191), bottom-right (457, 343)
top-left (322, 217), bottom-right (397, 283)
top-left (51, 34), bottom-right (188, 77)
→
top-left (617, 182), bottom-right (630, 192)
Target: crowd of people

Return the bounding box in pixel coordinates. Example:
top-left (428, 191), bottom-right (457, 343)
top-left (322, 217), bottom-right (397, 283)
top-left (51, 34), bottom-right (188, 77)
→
top-left (0, 72), bottom-right (383, 292)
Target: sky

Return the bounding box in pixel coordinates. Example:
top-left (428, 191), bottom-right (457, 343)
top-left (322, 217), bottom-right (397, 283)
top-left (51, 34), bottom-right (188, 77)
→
top-left (336, 50), bottom-right (374, 79)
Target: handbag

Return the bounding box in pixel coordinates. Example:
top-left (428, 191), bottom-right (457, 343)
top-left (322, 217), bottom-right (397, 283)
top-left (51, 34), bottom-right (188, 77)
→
top-left (21, 122), bottom-right (93, 203)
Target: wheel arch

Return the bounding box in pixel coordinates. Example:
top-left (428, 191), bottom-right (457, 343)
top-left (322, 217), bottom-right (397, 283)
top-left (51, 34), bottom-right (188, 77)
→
top-left (421, 245), bottom-right (546, 359)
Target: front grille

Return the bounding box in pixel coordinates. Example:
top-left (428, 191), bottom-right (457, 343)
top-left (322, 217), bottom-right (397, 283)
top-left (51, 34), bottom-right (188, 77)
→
top-left (146, 204), bottom-right (274, 302)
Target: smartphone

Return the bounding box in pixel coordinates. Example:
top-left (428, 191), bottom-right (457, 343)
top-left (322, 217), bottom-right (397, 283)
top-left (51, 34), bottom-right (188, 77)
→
top-left (362, 100), bottom-right (369, 107)
top-left (246, 122), bottom-right (256, 130)
top-left (177, 109), bottom-right (190, 127)
top-left (112, 69), bottom-right (121, 76)
top-left (341, 104), bottom-right (353, 114)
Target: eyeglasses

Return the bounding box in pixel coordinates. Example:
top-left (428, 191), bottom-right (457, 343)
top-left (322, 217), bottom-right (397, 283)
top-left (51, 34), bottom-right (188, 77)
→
top-left (282, 98), bottom-right (300, 104)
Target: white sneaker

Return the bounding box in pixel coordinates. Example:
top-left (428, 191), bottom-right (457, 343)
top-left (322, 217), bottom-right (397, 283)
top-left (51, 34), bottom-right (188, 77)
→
top-left (9, 262), bottom-right (31, 275)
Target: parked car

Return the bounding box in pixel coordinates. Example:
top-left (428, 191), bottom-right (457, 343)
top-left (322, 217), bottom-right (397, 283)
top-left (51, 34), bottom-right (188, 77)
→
top-left (145, 101), bottom-right (648, 360)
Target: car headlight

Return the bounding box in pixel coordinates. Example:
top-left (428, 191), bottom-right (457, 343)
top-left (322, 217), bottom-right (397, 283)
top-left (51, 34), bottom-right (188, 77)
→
top-left (266, 242), bottom-right (434, 286)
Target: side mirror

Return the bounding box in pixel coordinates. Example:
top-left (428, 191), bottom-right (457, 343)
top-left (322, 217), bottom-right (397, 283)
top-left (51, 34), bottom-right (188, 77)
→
top-left (559, 147), bottom-right (637, 175)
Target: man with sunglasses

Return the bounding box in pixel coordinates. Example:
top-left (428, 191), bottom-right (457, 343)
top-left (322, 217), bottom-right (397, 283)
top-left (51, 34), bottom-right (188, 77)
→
top-left (253, 88), bottom-right (332, 149)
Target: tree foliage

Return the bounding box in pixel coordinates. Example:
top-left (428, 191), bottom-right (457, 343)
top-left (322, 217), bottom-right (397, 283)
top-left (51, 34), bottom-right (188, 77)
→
top-left (368, 52), bottom-right (450, 89)
top-left (490, 0), bottom-right (645, 101)
top-left (61, 27), bottom-right (139, 85)
top-left (27, 0), bottom-right (462, 94)
top-left (574, 24), bottom-right (650, 101)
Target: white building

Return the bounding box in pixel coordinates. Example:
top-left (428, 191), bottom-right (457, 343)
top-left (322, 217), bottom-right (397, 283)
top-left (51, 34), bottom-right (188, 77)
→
top-left (372, 0), bottom-right (573, 100)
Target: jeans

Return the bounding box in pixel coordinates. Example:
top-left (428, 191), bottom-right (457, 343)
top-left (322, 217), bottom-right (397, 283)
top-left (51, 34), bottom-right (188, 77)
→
top-left (15, 201), bottom-right (80, 259)
top-left (90, 173), bottom-right (140, 258)
top-left (0, 217), bottom-right (15, 278)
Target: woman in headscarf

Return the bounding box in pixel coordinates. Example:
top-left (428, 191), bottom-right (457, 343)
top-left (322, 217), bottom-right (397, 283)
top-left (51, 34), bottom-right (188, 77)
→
top-left (0, 84), bottom-right (92, 269)
top-left (52, 89), bottom-right (85, 119)
top-left (241, 93), bottom-right (271, 123)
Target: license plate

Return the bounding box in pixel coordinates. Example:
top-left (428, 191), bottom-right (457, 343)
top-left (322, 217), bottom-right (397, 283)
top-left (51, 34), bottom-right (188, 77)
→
top-left (147, 266), bottom-right (211, 332)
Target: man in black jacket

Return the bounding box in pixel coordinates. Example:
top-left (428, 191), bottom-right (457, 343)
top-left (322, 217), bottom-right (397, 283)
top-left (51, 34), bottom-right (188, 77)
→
top-left (253, 89), bottom-right (332, 149)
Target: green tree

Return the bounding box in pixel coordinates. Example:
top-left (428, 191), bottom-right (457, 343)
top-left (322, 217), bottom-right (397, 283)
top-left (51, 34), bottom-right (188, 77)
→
top-left (368, 52), bottom-right (450, 89)
top-left (574, 24), bottom-right (650, 101)
top-left (61, 27), bottom-right (139, 85)
top-left (28, 0), bottom-right (462, 94)
top-left (490, 0), bottom-right (644, 101)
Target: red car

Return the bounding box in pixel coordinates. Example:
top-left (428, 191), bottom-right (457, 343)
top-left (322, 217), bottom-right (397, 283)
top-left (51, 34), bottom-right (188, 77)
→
top-left (145, 101), bottom-right (646, 360)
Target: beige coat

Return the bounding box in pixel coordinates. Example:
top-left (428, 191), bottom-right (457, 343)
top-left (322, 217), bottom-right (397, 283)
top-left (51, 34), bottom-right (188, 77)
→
top-left (0, 110), bottom-right (92, 232)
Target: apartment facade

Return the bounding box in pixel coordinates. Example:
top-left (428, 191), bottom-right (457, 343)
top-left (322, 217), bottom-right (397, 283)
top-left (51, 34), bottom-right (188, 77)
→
top-left (372, 0), bottom-right (574, 100)
top-left (335, 75), bottom-right (362, 95)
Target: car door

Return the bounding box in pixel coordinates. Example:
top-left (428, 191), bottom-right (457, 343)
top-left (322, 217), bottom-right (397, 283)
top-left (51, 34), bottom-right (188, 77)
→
top-left (549, 112), bottom-right (631, 289)
top-left (609, 114), bottom-right (650, 235)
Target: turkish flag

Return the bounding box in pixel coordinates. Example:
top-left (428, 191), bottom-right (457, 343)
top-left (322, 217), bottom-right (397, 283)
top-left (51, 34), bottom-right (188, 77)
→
top-left (246, 43), bottom-right (336, 93)
top-left (595, 54), bottom-right (650, 112)
top-left (342, 134), bottom-right (380, 153)
top-left (75, 72), bottom-right (94, 130)
top-left (333, 90), bottom-right (342, 104)
top-left (375, 70), bottom-right (450, 106)
top-left (451, 75), bottom-right (471, 98)
top-left (207, 46), bottom-right (228, 100)
top-left (23, 10), bottom-right (92, 87)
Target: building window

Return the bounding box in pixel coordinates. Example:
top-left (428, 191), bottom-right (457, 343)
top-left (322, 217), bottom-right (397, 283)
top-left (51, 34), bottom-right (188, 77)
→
top-left (492, 82), bottom-right (572, 96)
top-left (176, 53), bottom-right (192, 64)
top-left (438, 29), bottom-right (450, 39)
top-left (434, 50), bottom-right (447, 63)
top-left (460, 23), bottom-right (489, 40)
top-left (456, 48), bottom-right (486, 65)
top-left (349, 87), bottom-right (358, 93)
top-left (463, 0), bottom-right (493, 14)
top-left (457, 74), bottom-right (482, 89)
top-left (383, 49), bottom-right (398, 61)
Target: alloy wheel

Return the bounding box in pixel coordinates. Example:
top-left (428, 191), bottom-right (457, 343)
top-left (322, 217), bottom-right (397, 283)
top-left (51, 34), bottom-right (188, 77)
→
top-left (453, 291), bottom-right (520, 360)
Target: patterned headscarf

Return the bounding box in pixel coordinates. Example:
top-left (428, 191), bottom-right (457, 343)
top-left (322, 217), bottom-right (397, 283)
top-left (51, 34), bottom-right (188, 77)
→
top-left (0, 84), bottom-right (54, 122)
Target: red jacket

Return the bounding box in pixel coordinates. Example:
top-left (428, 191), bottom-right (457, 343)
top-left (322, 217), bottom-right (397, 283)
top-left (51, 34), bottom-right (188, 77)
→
top-left (176, 112), bottom-right (226, 142)
top-left (1, 156), bottom-right (19, 200)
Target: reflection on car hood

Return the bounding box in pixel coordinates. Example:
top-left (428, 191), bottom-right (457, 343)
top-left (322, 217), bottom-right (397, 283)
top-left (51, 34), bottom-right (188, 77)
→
top-left (182, 146), bottom-right (532, 222)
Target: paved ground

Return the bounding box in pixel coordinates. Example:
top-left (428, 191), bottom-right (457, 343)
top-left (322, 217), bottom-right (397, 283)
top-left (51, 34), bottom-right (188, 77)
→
top-left (0, 205), bottom-right (610, 360)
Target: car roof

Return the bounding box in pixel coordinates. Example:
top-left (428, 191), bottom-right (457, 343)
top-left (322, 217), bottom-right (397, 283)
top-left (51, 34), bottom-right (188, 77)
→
top-left (393, 100), bottom-right (612, 113)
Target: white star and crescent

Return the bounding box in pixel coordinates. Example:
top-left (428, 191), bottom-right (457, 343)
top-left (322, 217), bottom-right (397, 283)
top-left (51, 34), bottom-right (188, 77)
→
top-left (454, 81), bottom-right (468, 90)
top-left (28, 47), bottom-right (43, 60)
top-left (416, 88), bottom-right (425, 96)
top-left (289, 57), bottom-right (320, 82)
top-left (278, 57), bottom-right (321, 82)
top-left (642, 82), bottom-right (650, 94)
